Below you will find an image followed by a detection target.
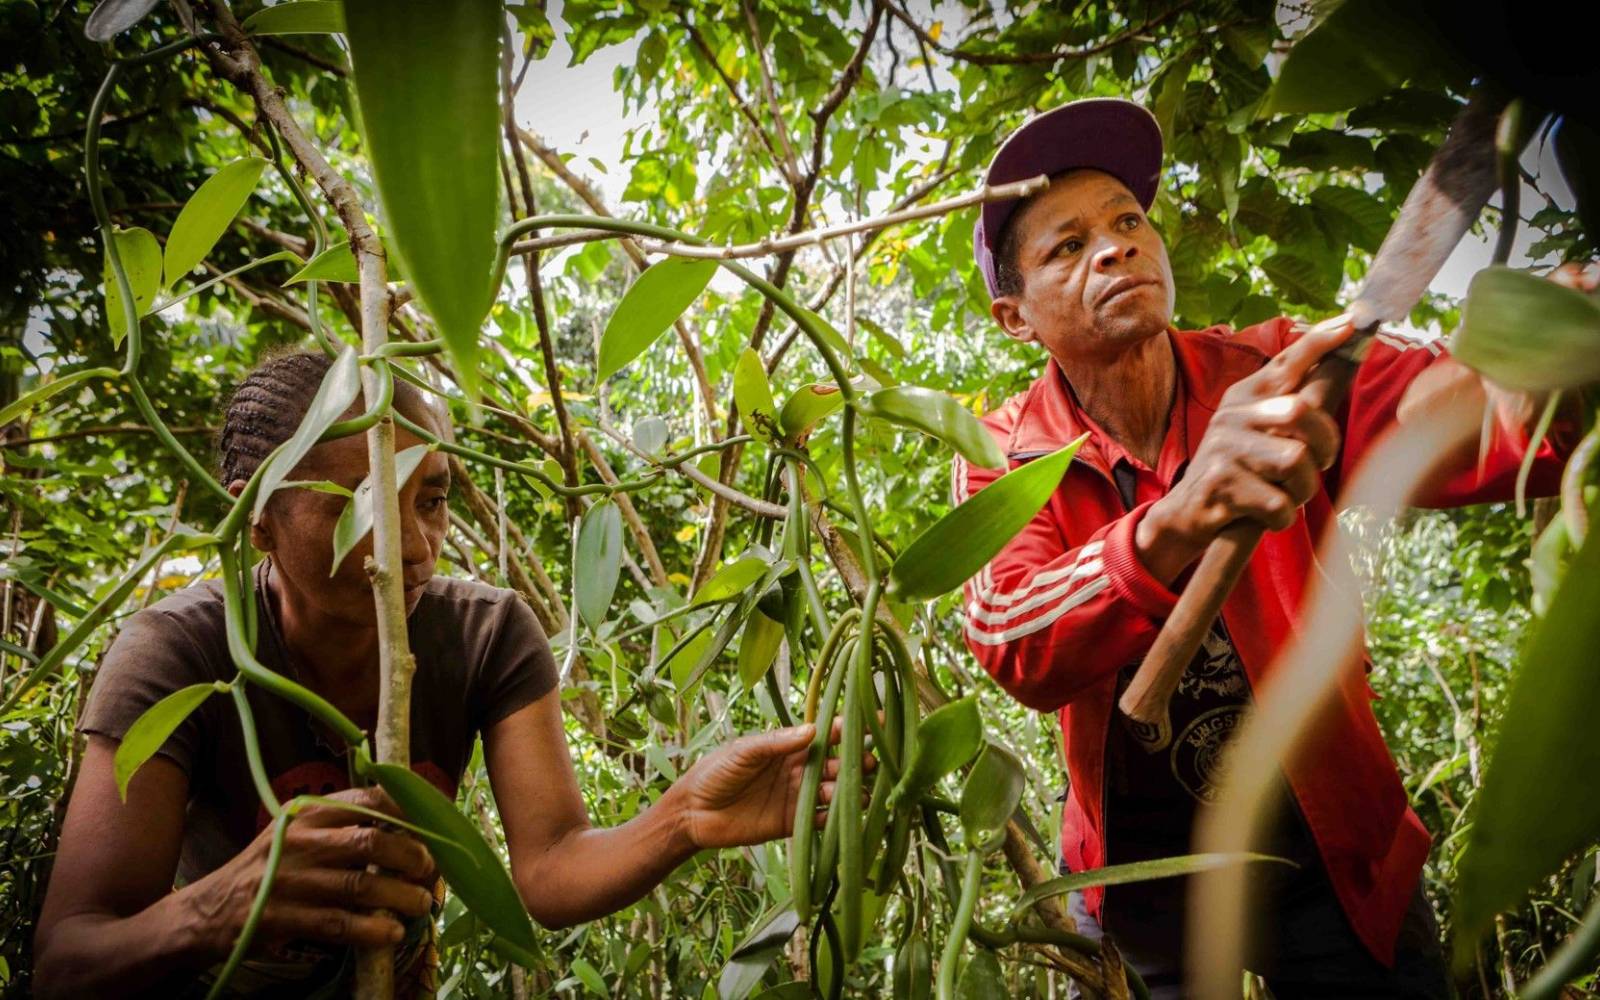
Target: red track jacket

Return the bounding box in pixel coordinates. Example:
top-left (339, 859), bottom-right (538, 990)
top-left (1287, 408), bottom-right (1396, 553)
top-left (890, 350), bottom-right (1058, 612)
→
top-left (956, 318), bottom-right (1565, 965)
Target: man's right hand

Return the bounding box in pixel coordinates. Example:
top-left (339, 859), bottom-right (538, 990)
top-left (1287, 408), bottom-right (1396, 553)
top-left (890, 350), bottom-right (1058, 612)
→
top-left (1136, 318), bottom-right (1357, 585)
top-left (185, 786), bottom-right (437, 957)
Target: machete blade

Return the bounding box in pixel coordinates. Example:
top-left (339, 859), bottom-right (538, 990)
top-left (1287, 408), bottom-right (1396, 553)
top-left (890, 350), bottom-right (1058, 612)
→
top-left (1348, 91), bottom-right (1507, 331)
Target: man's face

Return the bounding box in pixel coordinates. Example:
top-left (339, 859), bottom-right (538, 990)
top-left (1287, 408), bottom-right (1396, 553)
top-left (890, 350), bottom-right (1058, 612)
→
top-left (990, 169), bottom-right (1175, 360)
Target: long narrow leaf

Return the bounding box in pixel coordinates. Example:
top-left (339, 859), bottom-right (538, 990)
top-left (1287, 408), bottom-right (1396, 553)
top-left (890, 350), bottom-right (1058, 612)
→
top-left (858, 386), bottom-right (1005, 470)
top-left (733, 347), bottom-right (780, 445)
top-left (114, 681), bottom-right (227, 799)
top-left (1013, 852), bottom-right (1293, 917)
top-left (888, 435), bottom-right (1086, 601)
top-left (367, 762), bottom-right (539, 958)
top-left (0, 366), bottom-right (119, 427)
top-left (329, 444), bottom-right (431, 574)
top-left (345, 0), bottom-right (502, 401)
top-left (250, 346), bottom-right (361, 519)
top-left (575, 500), bottom-right (624, 629)
top-left (105, 227), bottom-right (161, 347)
top-left (1454, 524), bottom-right (1600, 954)
top-left (597, 257), bottom-right (717, 381)
top-left (242, 0), bottom-right (346, 35)
top-left (163, 158), bottom-right (269, 288)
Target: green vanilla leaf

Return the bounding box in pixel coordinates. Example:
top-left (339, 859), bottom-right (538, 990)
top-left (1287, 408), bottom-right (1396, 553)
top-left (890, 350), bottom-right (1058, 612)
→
top-left (84, 0), bottom-right (159, 42)
top-left (1267, 0), bottom-right (1435, 115)
top-left (892, 696), bottom-right (982, 805)
top-left (667, 628), bottom-right (714, 691)
top-left (889, 436), bottom-right (1086, 601)
top-left (0, 366), bottom-right (119, 427)
top-left (693, 555), bottom-right (768, 606)
top-left (283, 245), bottom-right (359, 285)
top-left (858, 386), bottom-right (1005, 470)
top-left (954, 949), bottom-right (1006, 1000)
top-left (719, 903), bottom-right (800, 1000)
top-left (575, 499), bottom-right (624, 630)
top-left (329, 444), bottom-right (431, 574)
top-left (251, 347), bottom-right (361, 521)
top-left (733, 347), bottom-right (780, 445)
top-left (1454, 525), bottom-right (1600, 957)
top-left (736, 610), bottom-right (785, 692)
top-left (1012, 852), bottom-right (1293, 917)
top-left (1452, 266), bottom-right (1600, 391)
top-left (164, 157), bottom-right (269, 288)
top-left (778, 383), bottom-right (844, 442)
top-left (242, 0), bottom-right (346, 35)
top-left (344, 0), bottom-right (501, 403)
top-left (114, 681), bottom-right (225, 800)
top-left (597, 257), bottom-right (716, 380)
top-left (958, 743), bottom-right (1026, 854)
top-left (368, 762), bottom-right (537, 958)
top-left (104, 226), bottom-right (161, 348)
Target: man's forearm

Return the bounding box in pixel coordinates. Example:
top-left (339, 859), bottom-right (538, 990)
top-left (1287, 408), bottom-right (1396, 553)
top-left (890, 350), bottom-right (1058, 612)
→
top-left (514, 782), bottom-right (699, 929)
top-left (34, 891), bottom-right (219, 999)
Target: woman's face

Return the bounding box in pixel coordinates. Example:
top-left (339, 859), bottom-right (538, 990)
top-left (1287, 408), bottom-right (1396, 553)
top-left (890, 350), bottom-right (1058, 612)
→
top-left (244, 404), bottom-right (452, 628)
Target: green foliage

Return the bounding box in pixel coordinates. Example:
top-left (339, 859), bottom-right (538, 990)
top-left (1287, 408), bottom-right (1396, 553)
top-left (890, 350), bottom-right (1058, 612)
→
top-left (367, 761), bottom-right (540, 960)
top-left (163, 157), bottom-right (268, 289)
top-left (113, 681), bottom-right (226, 799)
top-left (3, 0), bottom-right (1596, 995)
top-left (1453, 266), bottom-right (1600, 391)
top-left (344, 0), bottom-right (501, 398)
top-left (1455, 524), bottom-right (1600, 956)
top-left (598, 257), bottom-right (717, 380)
top-left (889, 437), bottom-right (1085, 601)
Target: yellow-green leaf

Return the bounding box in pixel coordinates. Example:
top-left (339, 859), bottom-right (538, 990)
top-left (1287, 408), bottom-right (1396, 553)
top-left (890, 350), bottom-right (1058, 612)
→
top-left (575, 499), bottom-right (624, 629)
top-left (888, 436), bottom-right (1085, 601)
top-left (858, 386), bottom-right (1005, 470)
top-left (242, 0), bottom-right (346, 34)
top-left (345, 0), bottom-right (501, 402)
top-left (958, 743), bottom-right (1025, 854)
top-left (115, 681), bottom-right (225, 800)
top-left (164, 158), bottom-right (269, 288)
top-left (1452, 265), bottom-right (1600, 391)
top-left (1012, 852), bottom-right (1293, 918)
top-left (692, 555), bottom-right (767, 606)
top-left (891, 696), bottom-right (981, 805)
top-left (251, 347), bottom-right (361, 518)
top-left (778, 383), bottom-right (844, 442)
top-left (104, 226), bottom-right (161, 347)
top-left (368, 762), bottom-right (538, 958)
top-left (736, 611), bottom-right (785, 691)
top-left (0, 366), bottom-right (119, 427)
top-left (283, 245), bottom-right (359, 285)
top-left (329, 444), bottom-right (431, 574)
top-left (733, 347), bottom-right (780, 445)
top-left (597, 257), bottom-right (717, 380)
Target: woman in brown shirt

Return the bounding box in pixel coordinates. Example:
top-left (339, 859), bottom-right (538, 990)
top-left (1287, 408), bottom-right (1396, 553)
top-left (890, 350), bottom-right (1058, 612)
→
top-left (35, 352), bottom-right (850, 996)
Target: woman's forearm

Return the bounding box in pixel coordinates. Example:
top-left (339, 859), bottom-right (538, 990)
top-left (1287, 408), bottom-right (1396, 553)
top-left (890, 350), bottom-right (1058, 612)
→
top-left (514, 782), bottom-right (700, 929)
top-left (34, 887), bottom-right (221, 998)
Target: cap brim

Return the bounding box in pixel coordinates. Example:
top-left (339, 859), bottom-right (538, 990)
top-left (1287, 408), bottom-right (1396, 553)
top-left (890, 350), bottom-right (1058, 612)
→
top-left (981, 99), bottom-right (1163, 245)
top-left (975, 99), bottom-right (1164, 298)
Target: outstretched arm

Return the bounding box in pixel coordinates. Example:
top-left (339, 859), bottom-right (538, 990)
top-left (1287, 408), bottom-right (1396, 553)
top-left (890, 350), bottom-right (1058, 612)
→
top-left (485, 689), bottom-right (843, 929)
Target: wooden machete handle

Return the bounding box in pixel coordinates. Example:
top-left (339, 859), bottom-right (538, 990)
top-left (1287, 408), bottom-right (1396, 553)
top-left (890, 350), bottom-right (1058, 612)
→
top-left (1116, 335), bottom-right (1369, 753)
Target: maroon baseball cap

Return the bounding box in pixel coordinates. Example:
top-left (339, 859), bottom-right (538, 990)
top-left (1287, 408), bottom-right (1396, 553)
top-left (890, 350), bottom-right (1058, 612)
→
top-left (974, 98), bottom-right (1164, 298)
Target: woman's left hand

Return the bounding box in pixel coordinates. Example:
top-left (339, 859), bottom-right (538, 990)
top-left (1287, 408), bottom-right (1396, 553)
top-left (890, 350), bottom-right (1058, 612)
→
top-left (673, 719), bottom-right (867, 850)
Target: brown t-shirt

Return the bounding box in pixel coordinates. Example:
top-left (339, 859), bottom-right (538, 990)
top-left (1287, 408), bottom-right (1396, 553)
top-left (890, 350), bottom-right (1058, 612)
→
top-left (80, 561), bottom-right (557, 887)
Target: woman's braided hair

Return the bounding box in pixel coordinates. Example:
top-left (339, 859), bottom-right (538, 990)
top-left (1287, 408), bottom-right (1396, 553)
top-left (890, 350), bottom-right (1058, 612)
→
top-left (217, 350), bottom-right (334, 487)
top-left (218, 349), bottom-right (439, 487)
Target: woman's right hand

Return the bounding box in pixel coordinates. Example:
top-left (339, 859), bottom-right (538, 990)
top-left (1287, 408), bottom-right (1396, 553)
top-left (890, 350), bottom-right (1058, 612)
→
top-left (186, 786), bottom-right (437, 956)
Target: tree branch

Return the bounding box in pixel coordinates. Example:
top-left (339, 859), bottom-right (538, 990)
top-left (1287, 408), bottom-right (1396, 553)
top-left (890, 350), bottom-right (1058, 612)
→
top-left (517, 127), bottom-right (720, 427)
top-left (878, 0), bottom-right (1197, 66)
top-left (680, 15), bottom-right (787, 172)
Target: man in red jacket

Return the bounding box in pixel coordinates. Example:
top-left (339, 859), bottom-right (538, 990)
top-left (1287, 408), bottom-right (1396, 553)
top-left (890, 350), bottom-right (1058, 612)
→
top-left (960, 98), bottom-right (1589, 997)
